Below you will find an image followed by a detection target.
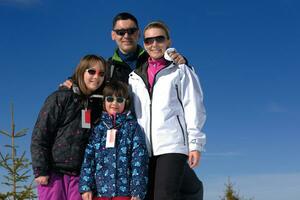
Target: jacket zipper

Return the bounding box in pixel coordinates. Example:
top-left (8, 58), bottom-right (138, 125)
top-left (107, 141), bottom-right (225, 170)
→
top-left (175, 84), bottom-right (184, 111)
top-left (115, 137), bottom-right (118, 196)
top-left (133, 62), bottom-right (173, 156)
top-left (176, 115), bottom-right (186, 145)
top-left (149, 64), bottom-right (173, 155)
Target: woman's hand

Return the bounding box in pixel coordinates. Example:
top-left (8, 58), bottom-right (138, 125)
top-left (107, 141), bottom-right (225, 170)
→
top-left (188, 150), bottom-right (201, 168)
top-left (81, 191), bottom-right (93, 200)
top-left (35, 176), bottom-right (49, 185)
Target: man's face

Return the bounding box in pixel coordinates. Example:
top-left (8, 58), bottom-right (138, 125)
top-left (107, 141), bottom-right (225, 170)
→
top-left (111, 19), bottom-right (140, 54)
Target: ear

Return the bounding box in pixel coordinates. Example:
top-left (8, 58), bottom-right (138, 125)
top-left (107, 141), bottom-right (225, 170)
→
top-left (125, 99), bottom-right (131, 111)
top-left (111, 30), bottom-right (116, 41)
top-left (137, 29), bottom-right (141, 39)
top-left (167, 39), bottom-right (172, 48)
top-left (103, 100), bottom-right (106, 111)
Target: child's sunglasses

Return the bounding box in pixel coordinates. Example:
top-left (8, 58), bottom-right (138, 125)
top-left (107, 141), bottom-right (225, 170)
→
top-left (105, 96), bottom-right (126, 104)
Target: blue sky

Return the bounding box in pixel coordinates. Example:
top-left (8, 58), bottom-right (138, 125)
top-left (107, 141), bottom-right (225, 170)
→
top-left (0, 0), bottom-right (300, 199)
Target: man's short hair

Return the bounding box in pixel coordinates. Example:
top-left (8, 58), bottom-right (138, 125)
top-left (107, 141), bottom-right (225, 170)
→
top-left (112, 12), bottom-right (139, 29)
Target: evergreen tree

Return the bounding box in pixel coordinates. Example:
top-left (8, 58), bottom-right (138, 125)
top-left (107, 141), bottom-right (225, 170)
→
top-left (220, 177), bottom-right (253, 200)
top-left (0, 103), bottom-right (36, 200)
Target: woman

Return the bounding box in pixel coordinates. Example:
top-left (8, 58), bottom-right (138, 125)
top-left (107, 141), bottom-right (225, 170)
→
top-left (129, 21), bottom-right (206, 200)
top-left (31, 54), bottom-right (106, 200)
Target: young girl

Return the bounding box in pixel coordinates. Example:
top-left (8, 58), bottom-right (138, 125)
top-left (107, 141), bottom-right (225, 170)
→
top-left (31, 54), bottom-right (106, 200)
top-left (128, 21), bottom-right (206, 200)
top-left (79, 81), bottom-right (148, 200)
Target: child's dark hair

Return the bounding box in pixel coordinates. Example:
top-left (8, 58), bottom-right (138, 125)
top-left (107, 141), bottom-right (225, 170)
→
top-left (103, 81), bottom-right (131, 111)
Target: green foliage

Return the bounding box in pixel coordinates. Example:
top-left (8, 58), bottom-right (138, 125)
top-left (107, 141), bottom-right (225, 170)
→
top-left (220, 177), bottom-right (254, 200)
top-left (0, 103), bottom-right (36, 200)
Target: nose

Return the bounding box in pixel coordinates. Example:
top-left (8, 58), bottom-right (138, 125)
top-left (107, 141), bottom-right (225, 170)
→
top-left (123, 32), bottom-right (130, 38)
top-left (152, 40), bottom-right (159, 45)
top-left (93, 73), bottom-right (104, 79)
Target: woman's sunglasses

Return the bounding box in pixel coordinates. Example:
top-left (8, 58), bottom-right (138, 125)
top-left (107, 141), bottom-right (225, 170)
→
top-left (86, 68), bottom-right (105, 77)
top-left (113, 28), bottom-right (138, 36)
top-left (144, 35), bottom-right (166, 45)
top-left (105, 96), bottom-right (126, 104)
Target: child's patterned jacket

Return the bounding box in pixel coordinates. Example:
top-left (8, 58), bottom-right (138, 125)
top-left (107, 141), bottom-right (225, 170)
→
top-left (79, 111), bottom-right (148, 199)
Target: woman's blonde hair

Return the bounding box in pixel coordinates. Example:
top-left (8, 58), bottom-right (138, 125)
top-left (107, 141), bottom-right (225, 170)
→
top-left (143, 21), bottom-right (170, 39)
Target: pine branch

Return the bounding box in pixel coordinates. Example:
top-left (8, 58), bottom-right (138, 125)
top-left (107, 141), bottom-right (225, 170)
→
top-left (14, 128), bottom-right (29, 138)
top-left (0, 130), bottom-right (10, 137)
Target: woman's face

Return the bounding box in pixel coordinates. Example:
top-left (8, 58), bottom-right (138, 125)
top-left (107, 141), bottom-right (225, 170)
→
top-left (83, 61), bottom-right (105, 94)
top-left (143, 27), bottom-right (170, 60)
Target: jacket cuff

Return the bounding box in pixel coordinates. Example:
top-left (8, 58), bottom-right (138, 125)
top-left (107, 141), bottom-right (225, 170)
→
top-left (189, 139), bottom-right (206, 152)
top-left (33, 167), bottom-right (49, 178)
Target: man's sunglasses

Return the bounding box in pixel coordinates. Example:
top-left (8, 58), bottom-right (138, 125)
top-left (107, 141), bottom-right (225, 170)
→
top-left (113, 28), bottom-right (138, 36)
top-left (144, 35), bottom-right (166, 45)
top-left (86, 68), bottom-right (105, 77)
top-left (105, 96), bottom-right (126, 104)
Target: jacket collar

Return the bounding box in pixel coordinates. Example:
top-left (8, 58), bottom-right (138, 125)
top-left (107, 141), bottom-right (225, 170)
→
top-left (111, 45), bottom-right (146, 63)
top-left (101, 111), bottom-right (133, 129)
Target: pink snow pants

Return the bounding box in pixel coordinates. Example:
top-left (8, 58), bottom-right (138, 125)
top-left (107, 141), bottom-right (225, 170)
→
top-left (37, 172), bottom-right (82, 200)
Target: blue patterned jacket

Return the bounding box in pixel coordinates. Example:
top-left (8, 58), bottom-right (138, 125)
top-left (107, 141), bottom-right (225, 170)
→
top-left (79, 111), bottom-right (148, 199)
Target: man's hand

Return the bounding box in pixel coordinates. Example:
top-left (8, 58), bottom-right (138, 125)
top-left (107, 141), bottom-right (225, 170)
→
top-left (170, 51), bottom-right (186, 65)
top-left (188, 150), bottom-right (201, 168)
top-left (35, 176), bottom-right (49, 185)
top-left (81, 191), bottom-right (93, 200)
top-left (59, 79), bottom-right (73, 89)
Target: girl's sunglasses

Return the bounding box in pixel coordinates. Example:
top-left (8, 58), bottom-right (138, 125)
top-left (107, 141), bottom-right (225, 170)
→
top-left (105, 96), bottom-right (126, 104)
top-left (144, 35), bottom-right (166, 45)
top-left (86, 68), bottom-right (105, 77)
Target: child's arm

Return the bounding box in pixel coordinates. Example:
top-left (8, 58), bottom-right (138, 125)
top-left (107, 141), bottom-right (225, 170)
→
top-left (81, 191), bottom-right (93, 200)
top-left (130, 124), bottom-right (149, 200)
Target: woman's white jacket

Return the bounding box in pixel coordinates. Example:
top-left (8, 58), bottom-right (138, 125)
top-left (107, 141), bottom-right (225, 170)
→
top-left (128, 62), bottom-right (206, 156)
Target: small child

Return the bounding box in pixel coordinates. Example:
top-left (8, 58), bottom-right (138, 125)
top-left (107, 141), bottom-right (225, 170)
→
top-left (79, 81), bottom-right (148, 200)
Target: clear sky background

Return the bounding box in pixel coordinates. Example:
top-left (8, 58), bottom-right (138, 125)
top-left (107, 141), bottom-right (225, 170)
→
top-left (0, 0), bottom-right (299, 199)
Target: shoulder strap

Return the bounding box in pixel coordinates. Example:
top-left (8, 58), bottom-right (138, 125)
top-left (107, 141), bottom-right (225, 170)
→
top-left (106, 58), bottom-right (115, 83)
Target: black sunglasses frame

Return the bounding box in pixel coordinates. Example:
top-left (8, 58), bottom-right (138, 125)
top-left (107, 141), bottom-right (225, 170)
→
top-left (105, 96), bottom-right (126, 104)
top-left (143, 35), bottom-right (166, 45)
top-left (86, 68), bottom-right (105, 77)
top-left (113, 28), bottom-right (138, 36)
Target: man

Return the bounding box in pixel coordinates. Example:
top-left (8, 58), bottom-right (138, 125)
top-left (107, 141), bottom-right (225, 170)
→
top-left (63, 12), bottom-right (204, 200)
top-left (108, 13), bottom-right (204, 200)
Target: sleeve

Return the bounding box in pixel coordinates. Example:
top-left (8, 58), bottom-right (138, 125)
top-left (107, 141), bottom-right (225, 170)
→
top-left (130, 123), bottom-right (149, 199)
top-left (79, 128), bottom-right (96, 193)
top-left (179, 64), bottom-right (207, 152)
top-left (30, 91), bottom-right (65, 177)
